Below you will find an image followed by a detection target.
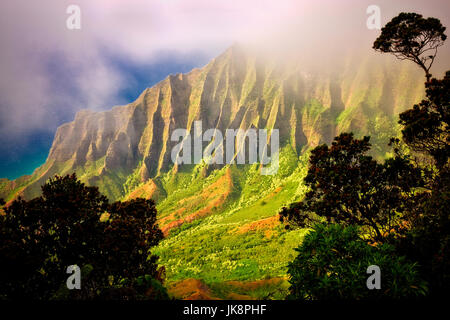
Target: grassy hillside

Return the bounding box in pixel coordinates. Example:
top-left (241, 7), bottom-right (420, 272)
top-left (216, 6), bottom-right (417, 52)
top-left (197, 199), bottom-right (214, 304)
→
top-left (148, 145), bottom-right (310, 298)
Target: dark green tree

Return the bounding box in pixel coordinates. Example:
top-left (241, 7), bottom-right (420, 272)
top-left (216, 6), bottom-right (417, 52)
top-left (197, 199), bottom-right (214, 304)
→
top-left (373, 12), bottom-right (447, 82)
top-left (96, 198), bottom-right (164, 299)
top-left (0, 197), bottom-right (49, 299)
top-left (280, 133), bottom-right (423, 242)
top-left (394, 74), bottom-right (450, 297)
top-left (374, 13), bottom-right (449, 298)
top-left (288, 224), bottom-right (427, 300)
top-left (0, 174), bottom-right (166, 300)
top-left (399, 71), bottom-right (450, 169)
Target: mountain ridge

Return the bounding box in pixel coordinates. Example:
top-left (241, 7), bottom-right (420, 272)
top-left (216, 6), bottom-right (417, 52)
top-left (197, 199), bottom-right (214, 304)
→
top-left (0, 45), bottom-right (425, 204)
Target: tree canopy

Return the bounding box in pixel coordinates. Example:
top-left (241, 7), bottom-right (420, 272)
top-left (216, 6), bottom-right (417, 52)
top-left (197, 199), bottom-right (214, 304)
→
top-left (0, 174), bottom-right (166, 300)
top-left (280, 133), bottom-right (423, 242)
top-left (373, 12), bottom-right (447, 82)
top-left (399, 71), bottom-right (450, 169)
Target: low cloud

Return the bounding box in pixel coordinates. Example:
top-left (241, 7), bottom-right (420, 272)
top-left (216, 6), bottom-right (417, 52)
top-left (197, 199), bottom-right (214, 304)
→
top-left (0, 0), bottom-right (449, 161)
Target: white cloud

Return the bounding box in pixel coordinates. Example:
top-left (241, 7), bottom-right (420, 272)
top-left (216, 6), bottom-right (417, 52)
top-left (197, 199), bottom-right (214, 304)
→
top-left (0, 0), bottom-right (449, 142)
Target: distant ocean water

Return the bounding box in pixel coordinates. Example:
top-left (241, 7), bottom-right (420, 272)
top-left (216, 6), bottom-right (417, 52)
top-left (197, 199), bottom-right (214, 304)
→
top-left (0, 51), bottom-right (214, 180)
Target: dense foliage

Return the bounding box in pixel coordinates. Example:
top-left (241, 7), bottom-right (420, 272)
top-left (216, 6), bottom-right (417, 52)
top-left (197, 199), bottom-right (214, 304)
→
top-left (399, 71), bottom-right (450, 169)
top-left (280, 133), bottom-right (423, 242)
top-left (0, 174), bottom-right (167, 300)
top-left (284, 12), bottom-right (449, 300)
top-left (394, 73), bottom-right (450, 297)
top-left (288, 224), bottom-right (427, 300)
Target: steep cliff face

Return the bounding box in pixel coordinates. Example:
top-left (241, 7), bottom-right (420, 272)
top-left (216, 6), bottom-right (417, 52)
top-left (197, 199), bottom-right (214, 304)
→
top-left (0, 45), bottom-right (425, 202)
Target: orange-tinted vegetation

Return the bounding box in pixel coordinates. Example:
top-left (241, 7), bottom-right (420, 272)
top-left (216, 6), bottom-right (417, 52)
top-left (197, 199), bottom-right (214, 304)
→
top-left (160, 168), bottom-right (233, 235)
top-left (126, 179), bottom-right (160, 200)
top-left (234, 215), bottom-right (280, 238)
top-left (168, 279), bottom-right (219, 300)
top-left (168, 277), bottom-right (287, 300)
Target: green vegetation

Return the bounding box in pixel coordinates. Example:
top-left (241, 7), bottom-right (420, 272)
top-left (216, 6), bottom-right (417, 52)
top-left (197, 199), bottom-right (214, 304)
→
top-left (282, 12), bottom-right (449, 300)
top-left (0, 174), bottom-right (167, 300)
top-left (153, 144), bottom-right (310, 288)
top-left (280, 133), bottom-right (423, 242)
top-left (288, 224), bottom-right (427, 300)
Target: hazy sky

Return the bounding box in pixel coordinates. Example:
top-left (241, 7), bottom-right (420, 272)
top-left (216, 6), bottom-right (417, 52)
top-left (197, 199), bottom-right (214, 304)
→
top-left (0, 0), bottom-right (449, 179)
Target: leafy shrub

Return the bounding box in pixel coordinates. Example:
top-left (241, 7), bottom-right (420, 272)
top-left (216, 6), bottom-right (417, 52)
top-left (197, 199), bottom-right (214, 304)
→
top-left (288, 224), bottom-right (427, 300)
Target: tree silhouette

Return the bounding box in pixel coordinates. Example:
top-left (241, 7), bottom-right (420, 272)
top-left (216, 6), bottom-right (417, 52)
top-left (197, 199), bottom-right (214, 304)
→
top-left (279, 133), bottom-right (423, 242)
top-left (373, 12), bottom-right (446, 82)
top-left (0, 174), bottom-right (166, 300)
top-left (395, 72), bottom-right (450, 297)
top-left (399, 71), bottom-right (450, 169)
